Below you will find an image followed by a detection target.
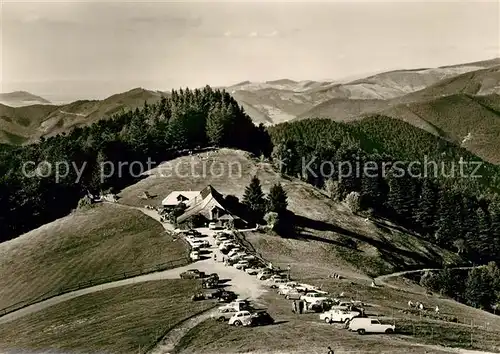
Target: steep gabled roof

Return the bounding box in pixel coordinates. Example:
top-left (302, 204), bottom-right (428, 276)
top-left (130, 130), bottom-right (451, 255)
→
top-left (177, 185), bottom-right (245, 223)
top-left (161, 191), bottom-right (201, 206)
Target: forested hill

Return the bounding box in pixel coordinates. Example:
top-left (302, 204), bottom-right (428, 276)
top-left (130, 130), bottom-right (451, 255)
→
top-left (0, 86), bottom-right (270, 242)
top-left (269, 117), bottom-right (500, 266)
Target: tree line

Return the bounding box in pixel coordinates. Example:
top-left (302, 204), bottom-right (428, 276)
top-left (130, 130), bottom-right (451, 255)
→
top-left (0, 86), bottom-right (270, 241)
top-left (269, 117), bottom-right (500, 266)
top-left (419, 263), bottom-right (500, 312)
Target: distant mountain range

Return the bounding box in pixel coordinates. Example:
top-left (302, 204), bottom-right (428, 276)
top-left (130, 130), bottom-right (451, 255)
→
top-left (0, 91), bottom-right (52, 107)
top-left (1, 58), bottom-right (499, 163)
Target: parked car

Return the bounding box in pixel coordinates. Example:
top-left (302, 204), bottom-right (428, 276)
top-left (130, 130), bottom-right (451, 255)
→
top-left (229, 254), bottom-right (244, 262)
top-left (278, 282), bottom-right (300, 295)
top-left (234, 260), bottom-right (250, 270)
top-left (218, 299), bottom-right (250, 311)
top-left (348, 318), bottom-right (395, 335)
top-left (212, 307), bottom-right (239, 321)
top-left (189, 251), bottom-right (200, 261)
top-left (320, 309), bottom-right (360, 324)
top-left (208, 222), bottom-right (219, 230)
top-left (228, 310), bottom-right (253, 326)
top-left (331, 302), bottom-right (354, 311)
top-left (245, 267), bottom-right (261, 275)
top-left (202, 278), bottom-right (218, 289)
top-left (284, 289), bottom-right (302, 300)
top-left (257, 270), bottom-right (273, 280)
top-left (301, 292), bottom-right (329, 304)
top-left (180, 269), bottom-right (205, 279)
top-left (227, 248), bottom-right (243, 257)
top-left (243, 311), bottom-right (275, 327)
top-left (215, 237), bottom-right (230, 246)
top-left (208, 273), bottom-right (219, 281)
top-left (213, 290), bottom-right (237, 303)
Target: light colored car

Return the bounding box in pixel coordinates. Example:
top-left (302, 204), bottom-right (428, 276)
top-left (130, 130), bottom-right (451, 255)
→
top-left (228, 310), bottom-right (253, 326)
top-left (331, 302), bottom-right (353, 311)
top-left (257, 270), bottom-right (273, 280)
top-left (278, 281), bottom-right (298, 290)
top-left (208, 222), bottom-right (218, 230)
top-left (228, 254), bottom-right (243, 262)
top-left (268, 278), bottom-right (288, 288)
top-left (320, 309), bottom-right (360, 324)
top-left (189, 251), bottom-right (200, 261)
top-left (301, 292), bottom-right (329, 304)
top-left (284, 289), bottom-right (302, 300)
top-left (221, 299), bottom-right (250, 311)
top-left (245, 267), bottom-right (261, 275)
top-left (348, 318), bottom-right (395, 335)
top-left (278, 285), bottom-right (298, 296)
top-left (234, 260), bottom-right (250, 270)
top-left (227, 248), bottom-right (243, 257)
top-left (212, 307), bottom-right (239, 321)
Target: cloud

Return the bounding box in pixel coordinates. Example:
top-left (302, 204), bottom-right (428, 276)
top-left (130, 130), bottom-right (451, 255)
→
top-left (248, 31), bottom-right (258, 37)
top-left (224, 31), bottom-right (232, 37)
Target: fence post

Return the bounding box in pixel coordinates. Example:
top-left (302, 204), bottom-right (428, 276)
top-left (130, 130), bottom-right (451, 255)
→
top-left (470, 319), bottom-right (473, 347)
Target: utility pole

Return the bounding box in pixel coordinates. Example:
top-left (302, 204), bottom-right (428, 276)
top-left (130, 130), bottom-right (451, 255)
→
top-left (287, 264), bottom-right (291, 281)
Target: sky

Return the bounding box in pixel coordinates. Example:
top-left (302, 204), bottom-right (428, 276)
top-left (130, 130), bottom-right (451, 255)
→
top-left (1, 0), bottom-right (499, 102)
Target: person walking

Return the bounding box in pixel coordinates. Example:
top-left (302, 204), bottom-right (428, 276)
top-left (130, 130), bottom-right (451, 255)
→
top-left (298, 300), bottom-right (304, 314)
top-left (292, 300), bottom-right (297, 313)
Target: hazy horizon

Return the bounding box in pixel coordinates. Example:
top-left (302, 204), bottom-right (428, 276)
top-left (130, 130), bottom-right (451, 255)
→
top-left (1, 0), bottom-right (499, 102)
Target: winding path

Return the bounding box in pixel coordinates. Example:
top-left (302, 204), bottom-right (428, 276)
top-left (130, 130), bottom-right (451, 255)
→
top-left (0, 206), bottom-right (266, 325)
top-left (374, 266), bottom-right (482, 293)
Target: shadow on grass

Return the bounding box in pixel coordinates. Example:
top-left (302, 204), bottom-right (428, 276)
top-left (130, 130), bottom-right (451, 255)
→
top-left (288, 213), bottom-right (444, 271)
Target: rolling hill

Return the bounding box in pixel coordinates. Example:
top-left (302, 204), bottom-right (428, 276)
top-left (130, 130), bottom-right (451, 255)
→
top-left (0, 91), bottom-right (52, 107)
top-left (296, 65), bottom-right (500, 164)
top-left (0, 203), bottom-right (188, 310)
top-left (0, 88), bottom-right (164, 145)
top-left (229, 58), bottom-right (500, 125)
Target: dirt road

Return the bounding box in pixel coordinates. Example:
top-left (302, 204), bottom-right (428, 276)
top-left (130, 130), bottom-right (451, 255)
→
top-left (0, 208), bottom-right (267, 325)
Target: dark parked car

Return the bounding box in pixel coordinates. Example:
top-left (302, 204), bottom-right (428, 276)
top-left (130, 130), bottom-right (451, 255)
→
top-left (208, 273), bottom-right (219, 281)
top-left (180, 269), bottom-right (205, 279)
top-left (202, 278), bottom-right (218, 289)
top-left (217, 290), bottom-right (238, 303)
top-left (245, 311), bottom-right (275, 326)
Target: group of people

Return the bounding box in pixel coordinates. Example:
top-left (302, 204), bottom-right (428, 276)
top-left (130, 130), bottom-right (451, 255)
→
top-left (408, 300), bottom-right (439, 313)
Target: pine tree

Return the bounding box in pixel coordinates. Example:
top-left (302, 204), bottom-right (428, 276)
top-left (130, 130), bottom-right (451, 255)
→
top-left (206, 103), bottom-right (226, 146)
top-left (243, 176), bottom-right (266, 219)
top-left (464, 268), bottom-right (494, 309)
top-left (474, 207), bottom-right (492, 263)
top-left (267, 183), bottom-right (288, 215)
top-left (434, 188), bottom-right (461, 248)
top-left (414, 179), bottom-right (438, 236)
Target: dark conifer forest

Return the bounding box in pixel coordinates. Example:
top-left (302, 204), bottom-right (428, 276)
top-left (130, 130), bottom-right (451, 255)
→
top-left (0, 87), bottom-right (270, 241)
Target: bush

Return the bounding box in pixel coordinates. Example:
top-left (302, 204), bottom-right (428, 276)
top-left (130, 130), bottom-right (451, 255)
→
top-left (345, 191), bottom-right (361, 213)
top-left (77, 195), bottom-right (94, 210)
top-left (264, 212), bottom-right (279, 230)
